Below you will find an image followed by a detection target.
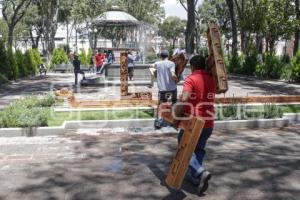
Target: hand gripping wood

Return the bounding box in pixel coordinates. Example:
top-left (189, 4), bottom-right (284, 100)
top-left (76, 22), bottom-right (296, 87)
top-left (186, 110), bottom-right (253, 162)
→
top-left (207, 23), bottom-right (229, 94)
top-left (161, 107), bottom-right (205, 190)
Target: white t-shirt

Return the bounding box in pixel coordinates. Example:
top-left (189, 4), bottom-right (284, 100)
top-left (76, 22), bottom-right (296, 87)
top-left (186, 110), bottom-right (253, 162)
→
top-left (154, 59), bottom-right (177, 92)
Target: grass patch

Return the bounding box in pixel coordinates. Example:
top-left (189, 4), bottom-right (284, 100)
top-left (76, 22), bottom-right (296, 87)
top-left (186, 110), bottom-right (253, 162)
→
top-left (47, 109), bottom-right (154, 126)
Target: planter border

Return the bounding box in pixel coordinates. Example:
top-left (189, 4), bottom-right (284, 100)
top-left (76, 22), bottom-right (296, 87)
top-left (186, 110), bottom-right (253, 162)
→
top-left (0, 113), bottom-right (299, 137)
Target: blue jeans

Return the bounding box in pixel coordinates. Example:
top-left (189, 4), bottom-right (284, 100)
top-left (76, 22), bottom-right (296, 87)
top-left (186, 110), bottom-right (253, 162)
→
top-left (178, 128), bottom-right (213, 178)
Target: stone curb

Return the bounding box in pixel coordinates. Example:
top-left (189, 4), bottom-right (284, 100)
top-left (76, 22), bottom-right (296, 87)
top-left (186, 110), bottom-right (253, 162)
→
top-left (0, 113), bottom-right (299, 137)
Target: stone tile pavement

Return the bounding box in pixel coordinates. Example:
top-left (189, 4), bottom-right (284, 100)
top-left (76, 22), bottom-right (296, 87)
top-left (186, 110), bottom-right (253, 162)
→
top-left (0, 126), bottom-right (299, 200)
top-left (1, 73), bottom-right (300, 109)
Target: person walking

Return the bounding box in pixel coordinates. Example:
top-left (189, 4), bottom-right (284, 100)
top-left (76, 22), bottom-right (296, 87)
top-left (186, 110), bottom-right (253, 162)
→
top-left (128, 51), bottom-right (135, 81)
top-left (173, 55), bottom-right (216, 194)
top-left (152, 50), bottom-right (179, 129)
top-left (73, 55), bottom-right (86, 85)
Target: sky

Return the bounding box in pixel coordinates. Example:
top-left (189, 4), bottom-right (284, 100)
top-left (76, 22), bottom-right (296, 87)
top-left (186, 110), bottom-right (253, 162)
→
top-left (163, 0), bottom-right (203, 19)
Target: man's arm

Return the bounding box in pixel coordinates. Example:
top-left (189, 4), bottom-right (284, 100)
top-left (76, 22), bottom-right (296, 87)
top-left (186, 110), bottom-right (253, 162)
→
top-left (173, 91), bottom-right (191, 128)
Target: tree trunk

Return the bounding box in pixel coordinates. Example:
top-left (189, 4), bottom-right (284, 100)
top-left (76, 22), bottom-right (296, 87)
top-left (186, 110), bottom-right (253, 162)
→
top-left (7, 25), bottom-right (14, 48)
top-left (185, 0), bottom-right (196, 55)
top-left (294, 0), bottom-right (300, 55)
top-left (173, 38), bottom-right (176, 49)
top-left (226, 0), bottom-right (238, 55)
top-left (256, 34), bottom-right (263, 54)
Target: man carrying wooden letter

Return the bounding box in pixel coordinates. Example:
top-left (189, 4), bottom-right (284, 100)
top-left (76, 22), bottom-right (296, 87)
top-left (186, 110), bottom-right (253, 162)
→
top-left (174, 55), bottom-right (216, 194)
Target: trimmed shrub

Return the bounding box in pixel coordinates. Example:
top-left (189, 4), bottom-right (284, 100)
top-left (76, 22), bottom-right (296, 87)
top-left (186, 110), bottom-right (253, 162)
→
top-left (281, 54), bottom-right (291, 64)
top-left (32, 49), bottom-right (42, 66)
top-left (290, 50), bottom-right (300, 82)
top-left (264, 104), bottom-right (283, 119)
top-left (79, 48), bottom-right (88, 65)
top-left (227, 53), bottom-right (244, 74)
top-left (0, 73), bottom-right (8, 85)
top-left (0, 94), bottom-right (56, 128)
top-left (0, 40), bottom-right (9, 78)
top-left (87, 48), bottom-right (93, 65)
top-left (50, 48), bottom-right (69, 68)
top-left (243, 49), bottom-right (258, 76)
top-left (255, 53), bottom-right (284, 79)
top-left (6, 48), bottom-right (19, 80)
top-left (15, 50), bottom-right (27, 77)
top-left (23, 49), bottom-right (37, 75)
top-left (145, 52), bottom-right (158, 62)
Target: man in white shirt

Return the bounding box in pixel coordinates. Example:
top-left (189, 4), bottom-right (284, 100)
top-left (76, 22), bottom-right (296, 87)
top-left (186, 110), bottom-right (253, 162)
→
top-left (152, 50), bottom-right (179, 129)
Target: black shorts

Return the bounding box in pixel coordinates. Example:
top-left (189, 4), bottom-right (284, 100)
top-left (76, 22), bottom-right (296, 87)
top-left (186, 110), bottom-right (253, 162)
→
top-left (159, 90), bottom-right (177, 105)
top-left (128, 67), bottom-right (134, 77)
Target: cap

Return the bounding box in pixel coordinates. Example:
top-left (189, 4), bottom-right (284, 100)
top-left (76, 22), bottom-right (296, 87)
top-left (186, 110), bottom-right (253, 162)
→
top-left (160, 50), bottom-right (169, 57)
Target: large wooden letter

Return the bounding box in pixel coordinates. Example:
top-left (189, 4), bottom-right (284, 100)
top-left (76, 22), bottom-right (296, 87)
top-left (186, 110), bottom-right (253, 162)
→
top-left (161, 108), bottom-right (205, 190)
top-left (120, 53), bottom-right (129, 96)
top-left (207, 23), bottom-right (229, 94)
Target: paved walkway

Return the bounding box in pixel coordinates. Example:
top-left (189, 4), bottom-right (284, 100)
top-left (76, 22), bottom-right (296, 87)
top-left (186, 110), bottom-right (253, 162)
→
top-left (1, 73), bottom-right (300, 109)
top-left (0, 126), bottom-right (299, 200)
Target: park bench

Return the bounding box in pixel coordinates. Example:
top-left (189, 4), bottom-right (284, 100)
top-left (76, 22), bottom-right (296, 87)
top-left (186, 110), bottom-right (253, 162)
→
top-left (53, 64), bottom-right (72, 73)
top-left (81, 65), bottom-right (94, 73)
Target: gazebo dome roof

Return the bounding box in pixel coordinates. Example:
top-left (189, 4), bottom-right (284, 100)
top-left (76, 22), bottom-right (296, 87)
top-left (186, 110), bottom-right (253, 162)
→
top-left (94, 11), bottom-right (139, 26)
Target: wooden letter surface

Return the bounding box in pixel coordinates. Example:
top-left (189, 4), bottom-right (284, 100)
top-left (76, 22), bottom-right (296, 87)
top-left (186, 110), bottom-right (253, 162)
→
top-left (207, 23), bottom-right (229, 94)
top-left (120, 53), bottom-right (128, 96)
top-left (161, 108), bottom-right (205, 190)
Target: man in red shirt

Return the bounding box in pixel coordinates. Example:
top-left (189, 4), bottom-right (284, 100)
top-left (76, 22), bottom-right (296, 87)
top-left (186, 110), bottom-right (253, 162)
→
top-left (95, 50), bottom-right (105, 73)
top-left (174, 55), bottom-right (216, 194)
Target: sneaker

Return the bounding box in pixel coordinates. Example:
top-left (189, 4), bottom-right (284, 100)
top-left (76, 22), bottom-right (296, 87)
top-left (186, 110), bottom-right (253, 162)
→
top-left (186, 168), bottom-right (200, 186)
top-left (198, 170), bottom-right (212, 194)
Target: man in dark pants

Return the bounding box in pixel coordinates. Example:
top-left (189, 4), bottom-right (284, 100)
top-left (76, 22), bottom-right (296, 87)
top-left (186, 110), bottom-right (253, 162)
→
top-left (174, 55), bottom-right (216, 194)
top-left (153, 50), bottom-right (179, 129)
top-left (73, 55), bottom-right (86, 85)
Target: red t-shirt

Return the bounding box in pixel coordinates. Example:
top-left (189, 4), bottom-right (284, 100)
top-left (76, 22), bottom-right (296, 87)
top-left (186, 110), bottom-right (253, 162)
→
top-left (183, 70), bottom-right (216, 128)
top-left (96, 54), bottom-right (105, 67)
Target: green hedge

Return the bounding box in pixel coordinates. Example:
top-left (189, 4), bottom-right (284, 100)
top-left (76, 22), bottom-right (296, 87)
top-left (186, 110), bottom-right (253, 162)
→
top-left (0, 94), bottom-right (55, 128)
top-left (291, 50), bottom-right (300, 82)
top-left (0, 73), bottom-right (8, 85)
top-left (50, 48), bottom-right (69, 68)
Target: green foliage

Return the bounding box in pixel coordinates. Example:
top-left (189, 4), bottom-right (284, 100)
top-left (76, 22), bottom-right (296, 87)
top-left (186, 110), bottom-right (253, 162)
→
top-left (6, 48), bottom-right (19, 80)
top-left (227, 53), bottom-right (243, 74)
top-left (0, 94), bottom-right (56, 128)
top-left (281, 54), bottom-right (291, 64)
top-left (23, 49), bottom-right (37, 76)
top-left (255, 53), bottom-right (284, 79)
top-left (263, 104), bottom-right (283, 119)
top-left (243, 48), bottom-right (258, 76)
top-left (87, 48), bottom-right (93, 65)
top-left (159, 16), bottom-right (185, 48)
top-left (217, 104), bottom-right (283, 121)
top-left (290, 50), bottom-right (300, 82)
top-left (15, 50), bottom-right (26, 77)
top-left (281, 64), bottom-right (293, 81)
top-left (0, 40), bottom-right (9, 78)
top-left (0, 73), bottom-right (8, 85)
top-left (79, 49), bottom-right (88, 65)
top-left (32, 49), bottom-right (42, 66)
top-left (145, 52), bottom-right (158, 62)
top-left (50, 48), bottom-right (69, 68)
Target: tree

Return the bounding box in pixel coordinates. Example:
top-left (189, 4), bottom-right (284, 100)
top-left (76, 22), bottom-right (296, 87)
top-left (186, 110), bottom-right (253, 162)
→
top-left (118, 0), bottom-right (165, 24)
top-left (22, 4), bottom-right (44, 49)
top-left (159, 17), bottom-right (186, 49)
top-left (294, 0), bottom-right (300, 55)
top-left (179, 0), bottom-right (198, 54)
top-left (2, 0), bottom-right (32, 47)
top-left (225, 0), bottom-right (238, 55)
top-left (35, 0), bottom-right (61, 54)
top-left (263, 0), bottom-right (295, 53)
